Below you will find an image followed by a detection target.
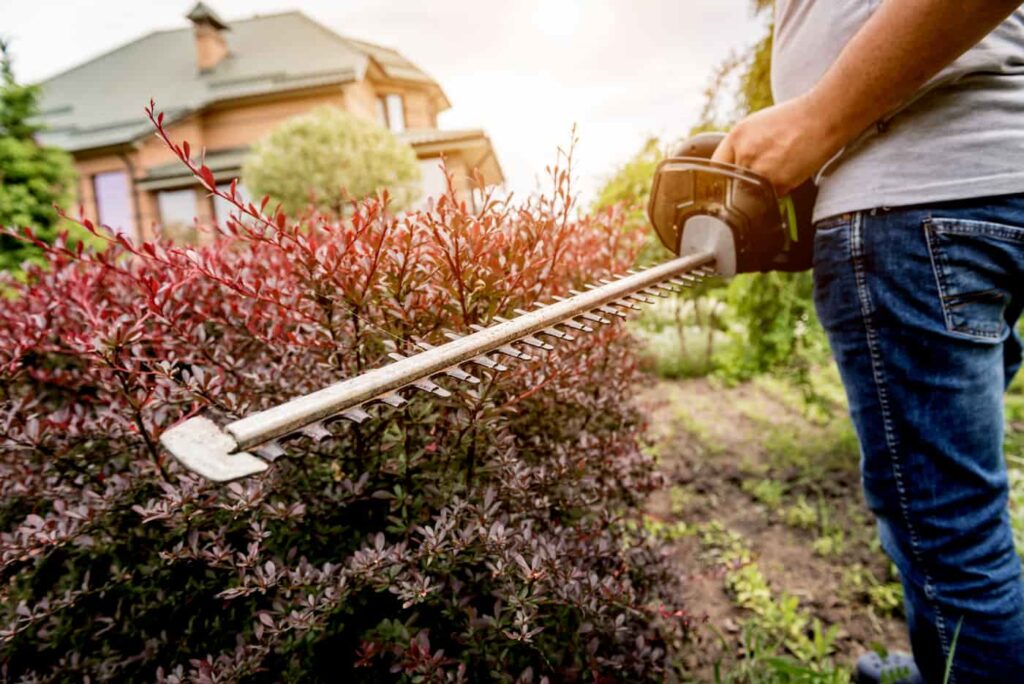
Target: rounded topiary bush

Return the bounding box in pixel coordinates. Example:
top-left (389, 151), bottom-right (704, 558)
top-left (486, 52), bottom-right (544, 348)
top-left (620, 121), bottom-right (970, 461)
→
top-left (0, 107), bottom-right (692, 682)
top-left (242, 106), bottom-right (421, 215)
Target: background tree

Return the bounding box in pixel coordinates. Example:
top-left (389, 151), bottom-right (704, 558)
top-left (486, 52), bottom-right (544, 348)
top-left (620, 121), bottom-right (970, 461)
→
top-left (242, 106), bottom-right (422, 215)
top-left (593, 2), bottom-right (827, 387)
top-left (0, 39), bottom-right (76, 271)
top-left (704, 2), bottom-right (827, 386)
top-left (592, 137), bottom-right (668, 265)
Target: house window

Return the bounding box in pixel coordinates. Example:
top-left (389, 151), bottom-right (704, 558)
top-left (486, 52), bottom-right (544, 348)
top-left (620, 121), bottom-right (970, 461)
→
top-left (417, 159), bottom-right (449, 206)
top-left (378, 93), bottom-right (406, 133)
top-left (213, 182), bottom-right (251, 224)
top-left (92, 171), bottom-right (135, 236)
top-left (157, 188), bottom-right (198, 242)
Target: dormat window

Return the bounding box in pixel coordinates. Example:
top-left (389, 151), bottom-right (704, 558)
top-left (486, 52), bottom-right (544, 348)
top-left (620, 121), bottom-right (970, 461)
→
top-left (92, 171), bottom-right (135, 237)
top-left (157, 188), bottom-right (198, 243)
top-left (213, 182), bottom-right (251, 225)
top-left (378, 93), bottom-right (406, 133)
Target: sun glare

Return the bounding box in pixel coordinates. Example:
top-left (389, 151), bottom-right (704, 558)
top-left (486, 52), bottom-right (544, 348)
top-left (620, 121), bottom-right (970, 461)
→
top-left (531, 0), bottom-right (584, 39)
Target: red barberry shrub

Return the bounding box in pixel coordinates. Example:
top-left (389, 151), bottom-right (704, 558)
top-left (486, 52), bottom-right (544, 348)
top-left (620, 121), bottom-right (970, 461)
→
top-left (0, 108), bottom-right (691, 682)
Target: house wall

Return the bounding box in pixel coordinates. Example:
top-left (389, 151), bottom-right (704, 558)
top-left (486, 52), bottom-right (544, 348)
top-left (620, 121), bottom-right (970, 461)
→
top-left (342, 79), bottom-right (381, 122)
top-left (402, 90), bottom-right (436, 129)
top-left (202, 89), bottom-right (349, 150)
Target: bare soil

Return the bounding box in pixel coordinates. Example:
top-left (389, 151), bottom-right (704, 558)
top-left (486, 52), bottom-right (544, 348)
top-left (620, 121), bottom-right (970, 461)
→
top-left (638, 378), bottom-right (909, 676)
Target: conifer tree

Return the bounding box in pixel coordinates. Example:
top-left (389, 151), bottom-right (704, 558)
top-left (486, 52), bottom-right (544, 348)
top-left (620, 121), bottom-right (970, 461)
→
top-left (0, 39), bottom-right (76, 270)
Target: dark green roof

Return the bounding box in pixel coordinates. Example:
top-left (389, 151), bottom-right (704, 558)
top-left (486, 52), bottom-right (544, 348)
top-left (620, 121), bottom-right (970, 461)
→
top-left (35, 10), bottom-right (448, 153)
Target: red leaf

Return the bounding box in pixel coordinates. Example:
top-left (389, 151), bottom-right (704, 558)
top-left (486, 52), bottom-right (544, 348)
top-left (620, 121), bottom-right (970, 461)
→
top-left (198, 165), bottom-right (215, 189)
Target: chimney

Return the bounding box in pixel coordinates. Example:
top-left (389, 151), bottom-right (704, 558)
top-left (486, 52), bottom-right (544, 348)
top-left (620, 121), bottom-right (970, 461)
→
top-left (187, 2), bottom-right (230, 72)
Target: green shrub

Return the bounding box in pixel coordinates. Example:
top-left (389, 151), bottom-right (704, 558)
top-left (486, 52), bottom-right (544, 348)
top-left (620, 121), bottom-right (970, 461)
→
top-left (242, 106), bottom-right (421, 215)
top-left (0, 110), bottom-right (690, 682)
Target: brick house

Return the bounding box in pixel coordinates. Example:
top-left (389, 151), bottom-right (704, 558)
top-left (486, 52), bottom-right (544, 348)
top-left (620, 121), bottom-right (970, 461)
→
top-left (35, 2), bottom-right (504, 241)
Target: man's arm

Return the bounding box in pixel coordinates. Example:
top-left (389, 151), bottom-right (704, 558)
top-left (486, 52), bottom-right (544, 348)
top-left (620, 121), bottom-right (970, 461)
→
top-left (712, 0), bottom-right (1022, 196)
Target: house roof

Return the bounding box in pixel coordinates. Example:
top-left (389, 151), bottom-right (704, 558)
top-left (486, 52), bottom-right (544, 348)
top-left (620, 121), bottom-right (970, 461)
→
top-left (35, 9), bottom-right (451, 153)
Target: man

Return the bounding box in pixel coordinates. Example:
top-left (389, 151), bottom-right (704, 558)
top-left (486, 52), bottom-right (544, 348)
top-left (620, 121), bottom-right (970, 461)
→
top-left (713, 1), bottom-right (1024, 682)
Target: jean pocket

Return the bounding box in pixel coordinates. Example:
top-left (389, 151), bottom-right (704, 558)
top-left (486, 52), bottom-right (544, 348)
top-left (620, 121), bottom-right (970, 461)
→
top-left (924, 217), bottom-right (1024, 341)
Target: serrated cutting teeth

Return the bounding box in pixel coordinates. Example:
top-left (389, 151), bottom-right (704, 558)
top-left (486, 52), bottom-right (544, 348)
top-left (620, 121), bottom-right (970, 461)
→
top-left (578, 311), bottom-right (611, 325)
top-left (627, 293), bottom-right (654, 304)
top-left (254, 442), bottom-right (286, 461)
top-left (612, 299), bottom-right (642, 311)
top-left (496, 344), bottom-right (532, 361)
top-left (560, 319), bottom-right (594, 333)
top-left (477, 321), bottom-right (529, 353)
top-left (412, 378), bottom-right (452, 397)
top-left (341, 407), bottom-right (372, 423)
top-left (644, 288), bottom-right (670, 298)
top-left (519, 335), bottom-right (555, 351)
top-left (377, 393), bottom-right (407, 408)
top-left (598, 305), bottom-right (628, 319)
top-left (471, 355), bottom-right (507, 372)
top-left (443, 367), bottom-right (481, 384)
top-left (540, 327), bottom-right (574, 341)
top-left (301, 422), bottom-right (332, 442)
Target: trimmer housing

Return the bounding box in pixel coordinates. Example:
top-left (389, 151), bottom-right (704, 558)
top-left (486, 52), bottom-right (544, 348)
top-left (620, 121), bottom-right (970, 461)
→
top-left (647, 132), bottom-right (817, 275)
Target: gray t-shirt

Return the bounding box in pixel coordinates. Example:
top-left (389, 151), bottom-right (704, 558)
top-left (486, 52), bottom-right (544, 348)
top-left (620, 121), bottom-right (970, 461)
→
top-left (772, 1), bottom-right (1024, 221)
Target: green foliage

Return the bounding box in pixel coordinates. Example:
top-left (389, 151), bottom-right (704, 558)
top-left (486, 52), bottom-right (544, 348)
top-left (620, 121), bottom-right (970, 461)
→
top-left (0, 40), bottom-right (76, 271)
top-left (632, 294), bottom-right (731, 379)
top-left (690, 2), bottom-right (831, 387)
top-left (718, 271), bottom-right (829, 389)
top-left (593, 137), bottom-right (661, 214)
top-left (592, 137), bottom-right (676, 266)
top-left (699, 522), bottom-right (847, 681)
top-left (602, 0), bottom-right (827, 388)
top-left (743, 478), bottom-right (786, 509)
top-left (242, 106), bottom-right (421, 215)
top-left (740, 30), bottom-right (774, 115)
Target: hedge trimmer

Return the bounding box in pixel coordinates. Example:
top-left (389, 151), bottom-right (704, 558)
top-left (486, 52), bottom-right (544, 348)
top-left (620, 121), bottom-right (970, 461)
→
top-left (162, 133), bottom-right (817, 482)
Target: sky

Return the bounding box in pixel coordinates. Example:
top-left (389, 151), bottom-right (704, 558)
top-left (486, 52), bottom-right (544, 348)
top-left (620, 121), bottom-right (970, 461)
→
top-left (3, 0), bottom-right (766, 204)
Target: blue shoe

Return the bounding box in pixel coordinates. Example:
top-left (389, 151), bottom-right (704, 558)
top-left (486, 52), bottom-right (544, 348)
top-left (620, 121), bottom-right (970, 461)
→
top-left (855, 651), bottom-right (923, 684)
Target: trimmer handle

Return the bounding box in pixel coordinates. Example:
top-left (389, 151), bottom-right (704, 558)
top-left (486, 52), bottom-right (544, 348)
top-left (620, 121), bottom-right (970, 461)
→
top-left (647, 132), bottom-right (817, 275)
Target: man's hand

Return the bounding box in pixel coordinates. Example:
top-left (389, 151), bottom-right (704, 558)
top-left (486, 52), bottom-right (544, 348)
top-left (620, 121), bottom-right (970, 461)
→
top-left (711, 94), bottom-right (842, 197)
top-left (714, 0), bottom-right (1022, 197)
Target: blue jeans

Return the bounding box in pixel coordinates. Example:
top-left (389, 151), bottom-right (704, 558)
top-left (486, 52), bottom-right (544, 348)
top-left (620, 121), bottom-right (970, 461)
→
top-left (813, 195), bottom-right (1024, 683)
